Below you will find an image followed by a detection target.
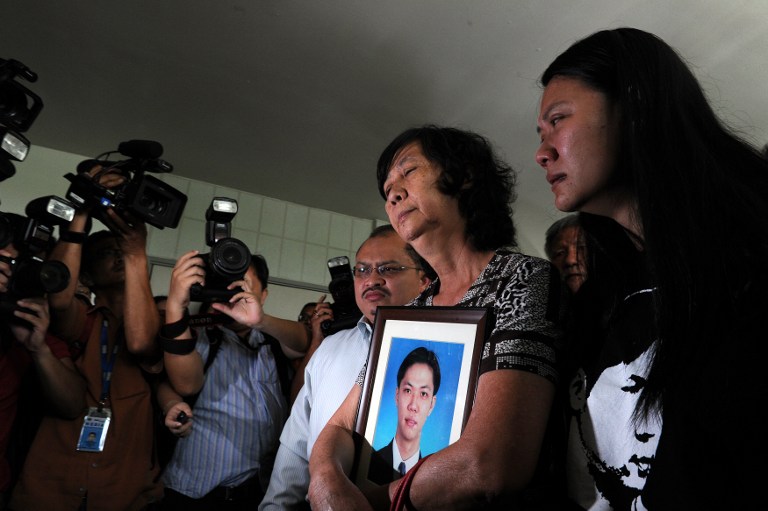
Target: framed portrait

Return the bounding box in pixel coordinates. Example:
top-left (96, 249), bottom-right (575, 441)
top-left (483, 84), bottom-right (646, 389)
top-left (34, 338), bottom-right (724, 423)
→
top-left (352, 306), bottom-right (490, 487)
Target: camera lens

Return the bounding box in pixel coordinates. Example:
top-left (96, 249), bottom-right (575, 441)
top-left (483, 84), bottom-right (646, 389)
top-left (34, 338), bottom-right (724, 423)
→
top-left (138, 191), bottom-right (168, 214)
top-left (9, 258), bottom-right (70, 297)
top-left (209, 238), bottom-right (250, 279)
top-left (38, 260), bottom-right (70, 293)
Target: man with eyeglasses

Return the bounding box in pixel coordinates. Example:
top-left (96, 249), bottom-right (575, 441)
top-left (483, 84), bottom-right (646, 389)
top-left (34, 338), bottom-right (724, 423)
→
top-left (11, 164), bottom-right (165, 510)
top-left (260, 224), bottom-right (431, 510)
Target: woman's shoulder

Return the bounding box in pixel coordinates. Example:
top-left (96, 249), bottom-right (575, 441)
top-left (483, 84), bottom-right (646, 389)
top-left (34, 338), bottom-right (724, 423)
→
top-left (491, 249), bottom-right (554, 274)
top-left (467, 250), bottom-right (557, 305)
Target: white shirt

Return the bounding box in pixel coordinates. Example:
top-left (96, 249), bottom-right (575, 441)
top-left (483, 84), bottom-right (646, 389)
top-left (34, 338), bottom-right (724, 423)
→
top-left (392, 437), bottom-right (419, 473)
top-left (259, 317), bottom-right (372, 509)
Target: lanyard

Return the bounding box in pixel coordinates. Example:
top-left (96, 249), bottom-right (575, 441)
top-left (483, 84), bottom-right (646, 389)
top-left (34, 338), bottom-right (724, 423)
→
top-left (99, 320), bottom-right (119, 408)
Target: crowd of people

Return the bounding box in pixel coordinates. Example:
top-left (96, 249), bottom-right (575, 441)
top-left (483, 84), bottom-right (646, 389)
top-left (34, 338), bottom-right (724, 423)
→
top-left (1, 26), bottom-right (766, 510)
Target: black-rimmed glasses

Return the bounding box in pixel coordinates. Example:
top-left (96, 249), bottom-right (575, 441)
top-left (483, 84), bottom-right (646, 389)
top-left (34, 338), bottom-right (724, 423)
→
top-left (351, 264), bottom-right (420, 279)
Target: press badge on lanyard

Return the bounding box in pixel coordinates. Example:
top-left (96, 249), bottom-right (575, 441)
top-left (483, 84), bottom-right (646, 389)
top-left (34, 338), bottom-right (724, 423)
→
top-left (77, 320), bottom-right (118, 453)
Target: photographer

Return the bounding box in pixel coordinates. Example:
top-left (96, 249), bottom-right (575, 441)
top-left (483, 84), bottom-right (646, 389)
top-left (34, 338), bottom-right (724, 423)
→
top-left (0, 238), bottom-right (84, 510)
top-left (10, 163), bottom-right (165, 510)
top-left (158, 249), bottom-right (309, 510)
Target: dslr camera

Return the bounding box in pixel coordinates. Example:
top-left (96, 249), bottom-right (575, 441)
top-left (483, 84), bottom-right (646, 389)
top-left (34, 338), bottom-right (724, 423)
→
top-left (64, 140), bottom-right (187, 230)
top-left (0, 57), bottom-right (43, 182)
top-left (189, 197), bottom-right (252, 302)
top-left (0, 196), bottom-right (74, 316)
top-left (321, 255), bottom-right (362, 336)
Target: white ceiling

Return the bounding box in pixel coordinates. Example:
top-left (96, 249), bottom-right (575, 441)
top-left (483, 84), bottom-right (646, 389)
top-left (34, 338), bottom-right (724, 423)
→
top-left (2, 0), bottom-right (767, 248)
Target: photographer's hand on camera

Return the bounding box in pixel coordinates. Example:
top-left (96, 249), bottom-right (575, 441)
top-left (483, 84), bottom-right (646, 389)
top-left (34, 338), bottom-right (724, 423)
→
top-left (311, 300), bottom-right (332, 342)
top-left (82, 161), bottom-right (127, 184)
top-left (210, 273), bottom-right (266, 327)
top-left (162, 250), bottom-right (207, 396)
top-left (209, 275), bottom-right (312, 356)
top-left (167, 250), bottom-right (205, 324)
top-left (76, 162), bottom-right (133, 233)
top-left (10, 296), bottom-right (86, 418)
top-left (11, 297), bottom-right (50, 351)
top-left (107, 209), bottom-right (146, 251)
top-left (309, 300), bottom-right (332, 355)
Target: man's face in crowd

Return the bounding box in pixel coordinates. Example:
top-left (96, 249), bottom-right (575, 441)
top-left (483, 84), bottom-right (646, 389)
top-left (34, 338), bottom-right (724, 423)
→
top-left (549, 225), bottom-right (587, 294)
top-left (298, 303), bottom-right (314, 333)
top-left (83, 236), bottom-right (125, 290)
top-left (353, 233), bottom-right (429, 324)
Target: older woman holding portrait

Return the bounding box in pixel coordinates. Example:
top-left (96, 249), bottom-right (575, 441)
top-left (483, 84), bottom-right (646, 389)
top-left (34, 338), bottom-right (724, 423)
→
top-left (308, 125), bottom-right (564, 510)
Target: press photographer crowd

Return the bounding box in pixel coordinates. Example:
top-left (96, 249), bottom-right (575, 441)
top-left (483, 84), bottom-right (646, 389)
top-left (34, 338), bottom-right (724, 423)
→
top-left (0, 56), bottom-right (361, 511)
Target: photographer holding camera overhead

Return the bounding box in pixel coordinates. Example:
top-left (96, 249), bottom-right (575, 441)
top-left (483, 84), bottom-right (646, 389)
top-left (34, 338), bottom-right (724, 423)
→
top-left (157, 197), bottom-right (311, 510)
top-left (10, 150), bottom-right (177, 509)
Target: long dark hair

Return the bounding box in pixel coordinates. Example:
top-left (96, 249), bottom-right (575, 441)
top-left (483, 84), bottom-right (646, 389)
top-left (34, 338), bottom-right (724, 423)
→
top-left (376, 125), bottom-right (517, 251)
top-left (542, 28), bottom-right (768, 417)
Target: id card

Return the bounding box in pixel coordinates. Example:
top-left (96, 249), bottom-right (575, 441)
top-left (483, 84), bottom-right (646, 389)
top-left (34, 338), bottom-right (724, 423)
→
top-left (76, 407), bottom-right (111, 452)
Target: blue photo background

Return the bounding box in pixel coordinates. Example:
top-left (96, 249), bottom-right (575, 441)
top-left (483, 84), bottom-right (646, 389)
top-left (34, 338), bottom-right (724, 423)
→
top-left (372, 337), bottom-right (464, 455)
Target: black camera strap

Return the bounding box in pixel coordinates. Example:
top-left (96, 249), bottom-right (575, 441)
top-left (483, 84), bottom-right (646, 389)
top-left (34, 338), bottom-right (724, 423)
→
top-left (184, 327), bottom-right (223, 409)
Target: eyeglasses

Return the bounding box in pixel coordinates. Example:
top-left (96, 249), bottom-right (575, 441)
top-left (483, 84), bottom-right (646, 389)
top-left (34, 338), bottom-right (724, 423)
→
top-left (351, 264), bottom-right (420, 279)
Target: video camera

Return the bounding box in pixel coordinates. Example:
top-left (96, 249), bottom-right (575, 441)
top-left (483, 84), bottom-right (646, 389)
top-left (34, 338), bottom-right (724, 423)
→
top-left (321, 255), bottom-right (362, 336)
top-left (63, 140), bottom-right (187, 230)
top-left (0, 196), bottom-right (74, 316)
top-left (189, 197), bottom-right (252, 302)
top-left (0, 57), bottom-right (43, 182)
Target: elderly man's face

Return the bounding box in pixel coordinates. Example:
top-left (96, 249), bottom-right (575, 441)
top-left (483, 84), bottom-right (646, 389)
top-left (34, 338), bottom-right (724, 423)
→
top-left (550, 225), bottom-right (587, 293)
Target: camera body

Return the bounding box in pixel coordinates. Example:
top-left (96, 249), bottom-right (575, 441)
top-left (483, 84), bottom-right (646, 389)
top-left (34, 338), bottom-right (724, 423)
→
top-left (0, 254), bottom-right (69, 315)
top-left (64, 140), bottom-right (187, 230)
top-left (0, 57), bottom-right (43, 182)
top-left (0, 198), bottom-right (74, 316)
top-left (189, 197), bottom-right (252, 302)
top-left (321, 255), bottom-right (362, 336)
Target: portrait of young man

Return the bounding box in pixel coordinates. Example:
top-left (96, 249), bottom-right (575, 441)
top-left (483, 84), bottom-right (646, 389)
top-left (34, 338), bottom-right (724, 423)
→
top-left (367, 346), bottom-right (440, 484)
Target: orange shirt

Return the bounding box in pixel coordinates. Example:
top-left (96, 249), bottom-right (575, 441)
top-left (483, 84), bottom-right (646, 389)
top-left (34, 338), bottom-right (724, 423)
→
top-left (10, 307), bottom-right (162, 510)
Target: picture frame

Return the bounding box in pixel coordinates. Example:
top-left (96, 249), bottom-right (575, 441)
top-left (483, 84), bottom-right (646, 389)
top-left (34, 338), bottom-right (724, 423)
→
top-left (352, 305), bottom-right (490, 487)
